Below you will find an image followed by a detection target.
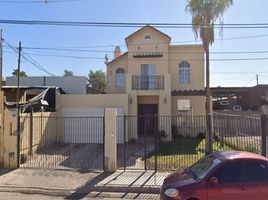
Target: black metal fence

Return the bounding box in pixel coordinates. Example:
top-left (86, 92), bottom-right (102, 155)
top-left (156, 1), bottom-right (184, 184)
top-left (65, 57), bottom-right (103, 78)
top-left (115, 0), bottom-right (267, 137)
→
top-left (18, 113), bottom-right (267, 172)
top-left (19, 115), bottom-right (104, 171)
top-left (117, 114), bottom-right (266, 171)
top-left (213, 113), bottom-right (262, 154)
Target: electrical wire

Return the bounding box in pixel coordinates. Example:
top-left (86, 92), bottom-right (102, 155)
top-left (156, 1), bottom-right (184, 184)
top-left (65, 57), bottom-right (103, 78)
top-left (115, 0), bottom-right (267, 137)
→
top-left (22, 51), bottom-right (55, 76)
top-left (3, 32), bottom-right (268, 51)
top-left (22, 51), bottom-right (105, 60)
top-left (18, 47), bottom-right (268, 55)
top-left (212, 71), bottom-right (268, 74)
top-left (5, 48), bottom-right (268, 62)
top-left (0, 0), bottom-right (88, 3)
top-left (1, 19), bottom-right (268, 28)
top-left (3, 39), bottom-right (55, 76)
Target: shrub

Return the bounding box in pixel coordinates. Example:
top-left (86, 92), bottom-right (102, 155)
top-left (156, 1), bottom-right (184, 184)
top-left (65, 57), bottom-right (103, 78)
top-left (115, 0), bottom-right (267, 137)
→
top-left (172, 125), bottom-right (183, 139)
top-left (158, 130), bottom-right (167, 142)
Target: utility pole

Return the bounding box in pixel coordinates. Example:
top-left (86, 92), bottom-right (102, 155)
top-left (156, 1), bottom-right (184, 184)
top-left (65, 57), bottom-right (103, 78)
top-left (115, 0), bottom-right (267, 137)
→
top-left (0, 30), bottom-right (3, 91)
top-left (16, 41), bottom-right (22, 168)
top-left (256, 74), bottom-right (259, 86)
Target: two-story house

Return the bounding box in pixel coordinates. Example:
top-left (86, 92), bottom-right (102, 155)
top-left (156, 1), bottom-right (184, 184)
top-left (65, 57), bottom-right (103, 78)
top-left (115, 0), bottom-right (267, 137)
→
top-left (107, 25), bottom-right (205, 121)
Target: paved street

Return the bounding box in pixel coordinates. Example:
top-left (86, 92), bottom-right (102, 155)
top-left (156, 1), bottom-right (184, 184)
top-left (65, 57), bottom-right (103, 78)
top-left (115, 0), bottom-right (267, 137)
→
top-left (0, 192), bottom-right (159, 200)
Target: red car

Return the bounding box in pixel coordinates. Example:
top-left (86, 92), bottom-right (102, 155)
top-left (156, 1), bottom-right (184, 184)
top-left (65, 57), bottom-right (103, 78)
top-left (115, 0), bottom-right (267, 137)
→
top-left (160, 151), bottom-right (268, 200)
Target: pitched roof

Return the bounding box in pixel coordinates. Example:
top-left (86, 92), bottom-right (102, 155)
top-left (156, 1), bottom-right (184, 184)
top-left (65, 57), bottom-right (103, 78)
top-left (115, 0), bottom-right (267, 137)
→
top-left (125, 25), bottom-right (171, 45)
top-left (107, 52), bottom-right (128, 65)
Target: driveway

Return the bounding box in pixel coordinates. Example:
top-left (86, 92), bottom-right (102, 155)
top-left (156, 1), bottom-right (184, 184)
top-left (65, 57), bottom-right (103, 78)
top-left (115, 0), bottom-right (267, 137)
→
top-left (20, 143), bottom-right (103, 170)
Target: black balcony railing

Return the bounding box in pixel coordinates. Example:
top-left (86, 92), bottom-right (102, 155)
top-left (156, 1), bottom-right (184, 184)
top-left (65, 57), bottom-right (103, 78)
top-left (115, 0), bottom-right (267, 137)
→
top-left (132, 76), bottom-right (164, 90)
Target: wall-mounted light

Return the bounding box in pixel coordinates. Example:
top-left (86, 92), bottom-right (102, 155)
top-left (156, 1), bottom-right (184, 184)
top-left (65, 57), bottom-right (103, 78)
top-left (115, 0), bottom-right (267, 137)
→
top-left (164, 97), bottom-right (167, 104)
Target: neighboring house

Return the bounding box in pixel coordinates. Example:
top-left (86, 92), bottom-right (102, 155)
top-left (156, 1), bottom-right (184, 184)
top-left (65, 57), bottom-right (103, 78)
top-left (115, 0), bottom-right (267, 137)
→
top-left (106, 25), bottom-right (205, 117)
top-left (2, 86), bottom-right (64, 112)
top-left (6, 76), bottom-right (87, 94)
top-left (211, 85), bottom-right (268, 111)
top-left (213, 97), bottom-right (238, 111)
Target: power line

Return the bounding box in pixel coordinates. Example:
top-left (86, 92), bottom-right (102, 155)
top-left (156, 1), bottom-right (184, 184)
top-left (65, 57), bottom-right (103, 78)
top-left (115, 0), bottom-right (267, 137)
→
top-left (2, 32), bottom-right (267, 51)
top-left (1, 19), bottom-right (268, 28)
top-left (3, 39), bottom-right (55, 76)
top-left (0, 0), bottom-right (88, 3)
top-left (18, 47), bottom-right (268, 55)
top-left (212, 71), bottom-right (268, 74)
top-left (8, 50), bottom-right (268, 62)
top-left (22, 51), bottom-right (55, 76)
top-left (22, 51), bottom-right (105, 60)
top-left (5, 42), bottom-right (268, 62)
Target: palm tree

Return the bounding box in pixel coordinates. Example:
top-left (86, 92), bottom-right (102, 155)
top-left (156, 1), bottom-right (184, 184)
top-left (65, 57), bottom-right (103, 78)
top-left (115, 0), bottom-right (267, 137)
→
top-left (186, 0), bottom-right (233, 154)
top-left (12, 68), bottom-right (27, 77)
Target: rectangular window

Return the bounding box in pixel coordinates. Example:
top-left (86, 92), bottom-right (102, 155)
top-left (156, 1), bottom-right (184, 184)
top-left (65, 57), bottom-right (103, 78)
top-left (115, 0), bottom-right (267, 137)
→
top-left (212, 161), bottom-right (243, 184)
top-left (245, 161), bottom-right (268, 182)
top-left (141, 64), bottom-right (155, 89)
top-left (179, 68), bottom-right (190, 84)
top-left (179, 61), bottom-right (191, 84)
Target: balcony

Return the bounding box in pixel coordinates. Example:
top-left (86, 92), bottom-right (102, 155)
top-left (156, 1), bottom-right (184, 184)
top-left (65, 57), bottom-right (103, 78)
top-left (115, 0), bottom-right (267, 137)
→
top-left (132, 76), bottom-right (164, 90)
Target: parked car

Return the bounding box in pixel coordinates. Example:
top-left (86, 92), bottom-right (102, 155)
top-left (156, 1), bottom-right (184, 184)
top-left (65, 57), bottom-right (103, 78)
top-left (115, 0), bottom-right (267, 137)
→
top-left (160, 151), bottom-right (268, 200)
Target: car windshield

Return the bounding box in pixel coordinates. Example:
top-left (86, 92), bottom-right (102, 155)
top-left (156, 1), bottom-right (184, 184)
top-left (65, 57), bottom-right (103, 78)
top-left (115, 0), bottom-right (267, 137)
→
top-left (189, 154), bottom-right (222, 180)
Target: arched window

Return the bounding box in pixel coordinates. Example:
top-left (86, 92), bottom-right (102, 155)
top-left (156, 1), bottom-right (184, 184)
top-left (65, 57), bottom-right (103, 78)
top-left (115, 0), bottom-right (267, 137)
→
top-left (179, 61), bottom-right (190, 84)
top-left (116, 68), bottom-right (125, 88)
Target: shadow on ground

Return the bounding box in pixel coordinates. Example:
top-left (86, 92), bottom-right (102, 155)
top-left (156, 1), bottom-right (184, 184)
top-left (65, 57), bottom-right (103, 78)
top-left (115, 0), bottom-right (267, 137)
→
top-left (65, 171), bottom-right (167, 200)
top-left (0, 169), bottom-right (14, 177)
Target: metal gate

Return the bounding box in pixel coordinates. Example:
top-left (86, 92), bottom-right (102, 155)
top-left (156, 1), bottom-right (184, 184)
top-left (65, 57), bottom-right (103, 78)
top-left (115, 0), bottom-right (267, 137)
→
top-left (117, 115), bottom-right (161, 171)
top-left (19, 114), bottom-right (104, 170)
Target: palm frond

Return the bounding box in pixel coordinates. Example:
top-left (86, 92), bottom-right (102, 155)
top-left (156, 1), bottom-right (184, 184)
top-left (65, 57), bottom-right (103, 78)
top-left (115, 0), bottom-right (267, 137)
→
top-left (186, 0), bottom-right (233, 46)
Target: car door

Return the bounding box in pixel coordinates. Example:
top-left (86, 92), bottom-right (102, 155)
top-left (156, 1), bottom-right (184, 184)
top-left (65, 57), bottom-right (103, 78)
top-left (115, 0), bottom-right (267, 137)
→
top-left (207, 160), bottom-right (248, 200)
top-left (244, 159), bottom-right (268, 200)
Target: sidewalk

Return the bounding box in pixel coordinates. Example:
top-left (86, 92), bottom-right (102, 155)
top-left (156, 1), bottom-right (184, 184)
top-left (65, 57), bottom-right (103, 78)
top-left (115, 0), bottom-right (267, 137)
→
top-left (0, 168), bottom-right (170, 198)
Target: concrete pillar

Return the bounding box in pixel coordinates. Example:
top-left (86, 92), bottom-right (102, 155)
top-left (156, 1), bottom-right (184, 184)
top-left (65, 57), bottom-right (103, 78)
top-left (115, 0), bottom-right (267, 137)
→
top-left (104, 108), bottom-right (117, 172)
top-left (1, 108), bottom-right (18, 168)
top-left (0, 91), bottom-right (4, 167)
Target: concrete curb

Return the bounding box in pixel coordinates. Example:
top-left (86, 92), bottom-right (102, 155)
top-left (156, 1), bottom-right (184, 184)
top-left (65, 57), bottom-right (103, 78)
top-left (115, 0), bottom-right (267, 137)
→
top-left (93, 185), bottom-right (160, 194)
top-left (0, 184), bottom-right (160, 196)
top-left (0, 186), bottom-right (74, 197)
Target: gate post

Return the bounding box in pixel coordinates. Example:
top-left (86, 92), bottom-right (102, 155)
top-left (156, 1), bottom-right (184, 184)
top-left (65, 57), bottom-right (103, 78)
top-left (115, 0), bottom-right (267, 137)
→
top-left (29, 108), bottom-right (33, 155)
top-left (261, 114), bottom-right (267, 157)
top-left (104, 108), bottom-right (117, 172)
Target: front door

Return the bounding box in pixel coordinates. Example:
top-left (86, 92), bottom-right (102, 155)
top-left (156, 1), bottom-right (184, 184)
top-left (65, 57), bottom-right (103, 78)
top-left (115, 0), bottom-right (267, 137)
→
top-left (138, 104), bottom-right (158, 136)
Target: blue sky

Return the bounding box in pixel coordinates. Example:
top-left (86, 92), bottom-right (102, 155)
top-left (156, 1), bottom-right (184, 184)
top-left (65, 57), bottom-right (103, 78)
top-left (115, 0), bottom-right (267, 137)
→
top-left (1, 0), bottom-right (268, 87)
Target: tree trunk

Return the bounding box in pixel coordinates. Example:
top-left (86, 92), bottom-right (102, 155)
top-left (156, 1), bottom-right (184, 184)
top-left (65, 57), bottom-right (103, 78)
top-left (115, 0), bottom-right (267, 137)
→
top-left (205, 45), bottom-right (213, 155)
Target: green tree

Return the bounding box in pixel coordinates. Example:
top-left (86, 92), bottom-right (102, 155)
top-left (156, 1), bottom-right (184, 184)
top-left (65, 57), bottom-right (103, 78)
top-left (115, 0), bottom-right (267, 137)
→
top-left (186, 0), bottom-right (233, 154)
top-left (12, 69), bottom-right (27, 77)
top-left (63, 69), bottom-right (74, 77)
top-left (88, 69), bottom-right (106, 92)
